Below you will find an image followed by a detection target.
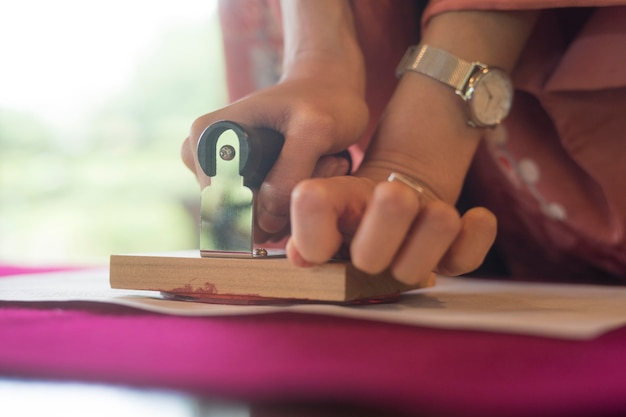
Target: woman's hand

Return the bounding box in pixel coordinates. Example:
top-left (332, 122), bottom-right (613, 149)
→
top-left (182, 0), bottom-right (368, 243)
top-left (287, 172), bottom-right (497, 286)
top-left (181, 60), bottom-right (369, 242)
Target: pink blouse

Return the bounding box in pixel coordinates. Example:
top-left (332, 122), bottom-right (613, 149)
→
top-left (218, 0), bottom-right (626, 282)
top-left (422, 1), bottom-right (626, 281)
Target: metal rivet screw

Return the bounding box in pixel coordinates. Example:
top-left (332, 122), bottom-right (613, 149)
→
top-left (253, 248), bottom-right (268, 257)
top-left (219, 145), bottom-right (236, 161)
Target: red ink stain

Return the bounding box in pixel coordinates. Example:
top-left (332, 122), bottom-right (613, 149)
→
top-left (160, 291), bottom-right (401, 306)
top-left (170, 281), bottom-right (217, 295)
top-left (202, 282), bottom-right (217, 294)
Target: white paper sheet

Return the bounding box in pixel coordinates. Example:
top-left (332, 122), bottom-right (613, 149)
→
top-left (2, 268), bottom-right (626, 340)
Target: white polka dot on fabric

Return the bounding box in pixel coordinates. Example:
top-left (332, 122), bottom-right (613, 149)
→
top-left (518, 158), bottom-right (540, 184)
top-left (543, 202), bottom-right (567, 220)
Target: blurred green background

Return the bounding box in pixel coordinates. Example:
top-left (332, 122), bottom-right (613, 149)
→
top-left (0, 1), bottom-right (227, 265)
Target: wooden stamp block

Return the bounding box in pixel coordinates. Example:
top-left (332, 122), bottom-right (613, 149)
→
top-left (109, 252), bottom-right (418, 304)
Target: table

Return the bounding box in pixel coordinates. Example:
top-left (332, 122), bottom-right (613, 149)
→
top-left (2, 265), bottom-right (626, 417)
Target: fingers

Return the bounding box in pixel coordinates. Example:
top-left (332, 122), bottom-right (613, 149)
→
top-left (351, 180), bottom-right (461, 285)
top-left (184, 109), bottom-right (326, 238)
top-left (255, 131), bottom-right (351, 236)
top-left (289, 176), bottom-right (370, 265)
top-left (186, 110), bottom-right (354, 239)
top-left (289, 176), bottom-right (497, 287)
top-left (311, 154), bottom-right (352, 178)
top-left (255, 140), bottom-right (320, 235)
top-left (390, 200), bottom-right (461, 285)
top-left (181, 136), bottom-right (207, 187)
top-left (255, 153), bottom-right (352, 243)
top-left (182, 77), bottom-right (368, 243)
top-left (437, 207), bottom-right (497, 276)
top-left (181, 137), bottom-right (195, 173)
top-left (285, 238), bottom-right (317, 268)
top-left (350, 180), bottom-right (421, 274)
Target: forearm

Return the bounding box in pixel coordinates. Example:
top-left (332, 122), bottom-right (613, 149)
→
top-left (423, 10), bottom-right (539, 72)
top-left (280, 0), bottom-right (364, 88)
top-left (361, 10), bottom-right (539, 203)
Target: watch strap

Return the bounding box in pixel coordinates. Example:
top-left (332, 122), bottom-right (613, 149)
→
top-left (396, 44), bottom-right (478, 93)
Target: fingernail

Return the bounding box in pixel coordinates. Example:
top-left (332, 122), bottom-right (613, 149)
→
top-left (421, 273), bottom-right (437, 288)
top-left (286, 239), bottom-right (316, 268)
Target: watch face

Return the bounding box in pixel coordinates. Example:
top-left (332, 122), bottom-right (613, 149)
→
top-left (467, 68), bottom-right (513, 128)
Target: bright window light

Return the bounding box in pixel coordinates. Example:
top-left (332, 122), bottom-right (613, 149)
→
top-left (0, 0), bottom-right (228, 265)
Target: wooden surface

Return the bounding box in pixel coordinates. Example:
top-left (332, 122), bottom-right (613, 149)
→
top-left (109, 252), bottom-right (418, 303)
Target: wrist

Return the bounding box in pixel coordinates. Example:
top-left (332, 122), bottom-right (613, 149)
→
top-left (361, 74), bottom-right (483, 204)
top-left (280, 54), bottom-right (365, 95)
top-left (280, 0), bottom-right (365, 90)
top-left (357, 10), bottom-right (538, 202)
top-left (396, 43), bottom-right (514, 128)
top-left (422, 10), bottom-right (539, 72)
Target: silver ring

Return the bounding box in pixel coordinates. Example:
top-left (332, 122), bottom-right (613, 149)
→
top-left (387, 172), bottom-right (424, 195)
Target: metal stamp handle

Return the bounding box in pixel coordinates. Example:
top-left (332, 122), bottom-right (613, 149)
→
top-left (197, 121), bottom-right (284, 258)
top-left (197, 121), bottom-right (284, 189)
top-left (197, 120), bottom-right (351, 258)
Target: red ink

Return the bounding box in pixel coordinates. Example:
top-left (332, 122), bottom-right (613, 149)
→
top-left (160, 291), bottom-right (401, 306)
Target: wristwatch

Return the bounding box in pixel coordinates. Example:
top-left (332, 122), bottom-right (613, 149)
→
top-left (396, 43), bottom-right (513, 128)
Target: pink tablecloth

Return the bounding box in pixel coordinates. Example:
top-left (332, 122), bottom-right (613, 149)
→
top-left (1, 266), bottom-right (626, 417)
